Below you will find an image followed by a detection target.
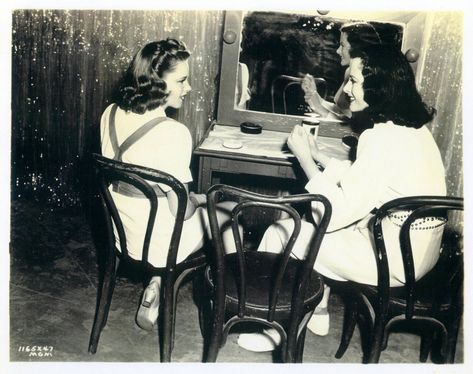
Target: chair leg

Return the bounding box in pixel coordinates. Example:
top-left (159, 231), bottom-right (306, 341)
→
top-left (205, 325), bottom-right (221, 362)
top-left (285, 326), bottom-right (298, 363)
top-left (195, 275), bottom-right (212, 340)
top-left (444, 312), bottom-right (462, 363)
top-left (365, 318), bottom-right (385, 363)
top-left (88, 254), bottom-right (117, 354)
top-left (169, 269), bottom-right (195, 356)
top-left (295, 328), bottom-right (307, 363)
top-left (160, 277), bottom-right (175, 363)
top-left (205, 293), bottom-right (225, 362)
top-left (419, 332), bottom-right (434, 362)
top-left (381, 327), bottom-right (390, 351)
top-left (335, 298), bottom-right (358, 359)
top-left (102, 257), bottom-right (120, 329)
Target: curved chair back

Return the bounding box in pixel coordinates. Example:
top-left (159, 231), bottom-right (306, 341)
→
top-left (207, 185), bottom-right (331, 321)
top-left (205, 184), bottom-right (332, 362)
top-left (270, 74), bottom-right (327, 114)
top-left (92, 153), bottom-right (188, 271)
top-left (334, 195), bottom-right (464, 363)
top-left (371, 196), bottom-right (464, 320)
top-left (90, 153), bottom-right (207, 362)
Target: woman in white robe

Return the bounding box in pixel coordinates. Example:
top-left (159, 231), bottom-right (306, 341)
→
top-left (238, 44), bottom-right (446, 352)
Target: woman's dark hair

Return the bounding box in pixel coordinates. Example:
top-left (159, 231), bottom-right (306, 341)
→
top-left (341, 22), bottom-right (382, 56)
top-left (350, 44), bottom-right (435, 129)
top-left (115, 38), bottom-right (190, 114)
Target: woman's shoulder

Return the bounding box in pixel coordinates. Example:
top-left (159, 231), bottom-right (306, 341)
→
top-left (373, 121), bottom-right (427, 136)
top-left (100, 103), bottom-right (118, 131)
top-left (369, 121), bottom-right (409, 135)
top-left (156, 117), bottom-right (190, 133)
top-left (145, 117), bottom-right (192, 145)
top-left (101, 103), bottom-right (116, 119)
top-left (360, 121), bottom-right (430, 149)
top-left (357, 122), bottom-right (398, 148)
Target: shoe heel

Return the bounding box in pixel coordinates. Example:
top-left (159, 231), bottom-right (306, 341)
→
top-left (141, 288), bottom-right (155, 308)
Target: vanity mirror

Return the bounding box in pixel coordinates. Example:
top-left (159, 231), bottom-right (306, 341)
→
top-left (217, 10), bottom-right (426, 136)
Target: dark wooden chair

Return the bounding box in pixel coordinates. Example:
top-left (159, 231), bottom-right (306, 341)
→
top-left (202, 184), bottom-right (332, 363)
top-left (88, 153), bottom-right (207, 362)
top-left (333, 196), bottom-right (464, 363)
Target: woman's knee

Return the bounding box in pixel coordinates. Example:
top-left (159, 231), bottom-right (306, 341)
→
top-left (201, 202), bottom-right (241, 252)
top-left (257, 219), bottom-right (316, 259)
top-left (257, 219), bottom-right (293, 253)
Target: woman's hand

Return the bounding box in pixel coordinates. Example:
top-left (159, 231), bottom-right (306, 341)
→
top-left (307, 131), bottom-right (331, 168)
top-left (307, 134), bottom-right (320, 161)
top-left (287, 124), bottom-right (321, 163)
top-left (302, 74), bottom-right (326, 115)
top-left (288, 125), bottom-right (312, 162)
top-left (301, 74), bottom-right (317, 98)
top-left (189, 192), bottom-right (207, 207)
top-left (301, 74), bottom-right (334, 117)
top-left (288, 126), bottom-right (320, 180)
top-left (167, 187), bottom-right (206, 220)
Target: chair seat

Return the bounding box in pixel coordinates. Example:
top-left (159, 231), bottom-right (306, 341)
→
top-left (356, 282), bottom-right (457, 315)
top-left (206, 251), bottom-right (324, 318)
top-left (330, 196), bottom-right (463, 363)
top-left (356, 252), bottom-right (462, 315)
top-left (175, 248), bottom-right (207, 271)
top-left (120, 248), bottom-right (207, 273)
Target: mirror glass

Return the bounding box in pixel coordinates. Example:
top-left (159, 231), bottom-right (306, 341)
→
top-left (236, 11), bottom-right (404, 116)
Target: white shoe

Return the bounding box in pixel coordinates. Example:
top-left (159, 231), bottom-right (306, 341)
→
top-left (136, 280), bottom-right (160, 331)
top-left (307, 311), bottom-right (330, 336)
top-left (237, 328), bottom-right (281, 352)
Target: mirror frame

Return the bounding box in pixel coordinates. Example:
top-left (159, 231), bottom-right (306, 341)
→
top-left (216, 10), bottom-right (426, 136)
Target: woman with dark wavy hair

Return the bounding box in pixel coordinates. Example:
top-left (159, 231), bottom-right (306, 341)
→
top-left (238, 44), bottom-right (446, 352)
top-left (348, 44), bottom-right (435, 128)
top-left (302, 22), bottom-right (382, 119)
top-left (100, 39), bottom-right (235, 331)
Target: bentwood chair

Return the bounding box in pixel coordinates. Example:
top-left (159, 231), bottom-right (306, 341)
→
top-left (88, 153), bottom-right (207, 362)
top-left (333, 196), bottom-right (464, 363)
top-left (270, 75), bottom-right (327, 114)
top-left (202, 184), bottom-right (332, 363)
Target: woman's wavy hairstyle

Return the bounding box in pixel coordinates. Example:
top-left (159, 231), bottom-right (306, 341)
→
top-left (341, 22), bottom-right (382, 56)
top-left (115, 38), bottom-right (190, 114)
top-left (350, 44), bottom-right (435, 129)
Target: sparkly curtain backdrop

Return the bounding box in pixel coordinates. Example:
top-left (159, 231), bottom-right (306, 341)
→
top-left (417, 12), bottom-right (463, 199)
top-left (12, 9), bottom-right (224, 207)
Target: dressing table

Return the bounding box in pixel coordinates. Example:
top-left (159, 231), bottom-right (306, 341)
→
top-left (194, 123), bottom-right (350, 193)
top-left (193, 10), bottom-right (421, 193)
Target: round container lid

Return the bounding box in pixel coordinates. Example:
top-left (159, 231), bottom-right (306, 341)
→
top-left (240, 122), bottom-right (262, 134)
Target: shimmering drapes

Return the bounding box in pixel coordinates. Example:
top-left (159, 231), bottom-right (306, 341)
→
top-left (417, 12), bottom-right (463, 199)
top-left (416, 12), bottom-right (463, 229)
top-left (12, 9), bottom-right (224, 207)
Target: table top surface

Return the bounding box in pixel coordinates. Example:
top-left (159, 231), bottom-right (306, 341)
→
top-left (194, 124), bottom-right (350, 163)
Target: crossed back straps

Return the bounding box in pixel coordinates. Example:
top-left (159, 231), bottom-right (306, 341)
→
top-left (108, 104), bottom-right (170, 161)
top-left (108, 104), bottom-right (172, 198)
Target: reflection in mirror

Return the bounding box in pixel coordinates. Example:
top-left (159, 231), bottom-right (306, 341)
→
top-left (237, 11), bottom-right (404, 116)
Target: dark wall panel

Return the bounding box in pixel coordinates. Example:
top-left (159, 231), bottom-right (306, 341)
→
top-left (12, 9), bottom-right (224, 207)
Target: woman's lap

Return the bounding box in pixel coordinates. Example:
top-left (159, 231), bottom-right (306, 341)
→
top-left (123, 201), bottom-right (236, 267)
top-left (258, 218), bottom-right (378, 285)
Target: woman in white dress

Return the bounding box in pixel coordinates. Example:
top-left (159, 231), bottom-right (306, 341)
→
top-left (100, 39), bottom-right (235, 331)
top-left (238, 44), bottom-right (446, 352)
